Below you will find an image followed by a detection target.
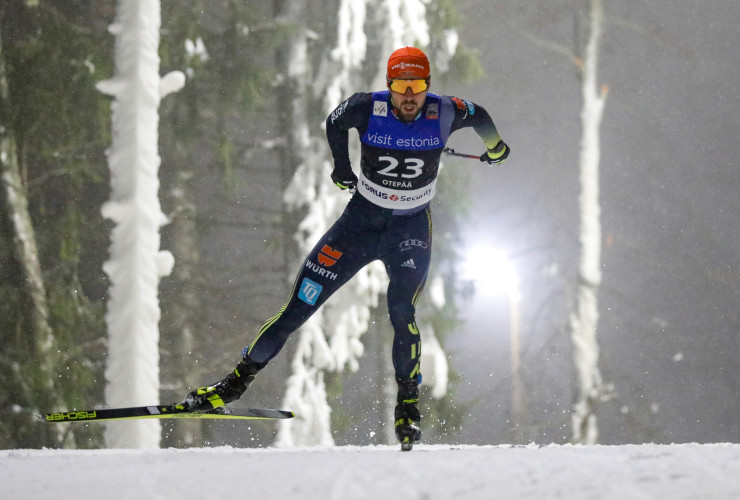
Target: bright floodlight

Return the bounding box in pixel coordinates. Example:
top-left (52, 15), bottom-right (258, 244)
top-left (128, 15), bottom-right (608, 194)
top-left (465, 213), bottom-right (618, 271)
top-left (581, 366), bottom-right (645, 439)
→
top-left (463, 244), bottom-right (519, 297)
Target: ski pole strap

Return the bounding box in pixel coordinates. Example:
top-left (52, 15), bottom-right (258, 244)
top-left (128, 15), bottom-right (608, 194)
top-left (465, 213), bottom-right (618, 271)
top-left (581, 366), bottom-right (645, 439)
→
top-left (442, 147), bottom-right (480, 160)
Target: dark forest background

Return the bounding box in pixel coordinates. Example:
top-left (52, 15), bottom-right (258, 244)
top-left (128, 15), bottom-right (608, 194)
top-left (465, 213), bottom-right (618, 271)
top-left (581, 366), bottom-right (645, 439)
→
top-left (1, 0), bottom-right (737, 448)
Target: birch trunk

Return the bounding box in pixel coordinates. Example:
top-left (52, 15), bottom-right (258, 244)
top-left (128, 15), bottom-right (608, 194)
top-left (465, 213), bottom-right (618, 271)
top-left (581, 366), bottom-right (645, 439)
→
top-left (0, 24), bottom-right (66, 446)
top-left (570, 0), bottom-right (608, 445)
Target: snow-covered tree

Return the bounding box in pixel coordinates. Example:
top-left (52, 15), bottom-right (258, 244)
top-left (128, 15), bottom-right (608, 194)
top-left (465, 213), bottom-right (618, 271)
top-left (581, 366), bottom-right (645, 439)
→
top-left (275, 0), bottom-right (376, 447)
top-left (97, 0), bottom-right (183, 448)
top-left (508, 0), bottom-right (611, 445)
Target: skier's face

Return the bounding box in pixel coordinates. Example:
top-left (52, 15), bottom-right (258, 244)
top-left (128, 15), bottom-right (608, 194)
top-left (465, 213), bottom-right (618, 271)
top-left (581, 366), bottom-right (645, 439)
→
top-left (389, 80), bottom-right (428, 122)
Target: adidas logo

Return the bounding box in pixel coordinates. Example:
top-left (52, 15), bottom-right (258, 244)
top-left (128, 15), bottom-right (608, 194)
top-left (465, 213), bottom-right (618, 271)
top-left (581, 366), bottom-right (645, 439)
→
top-left (401, 259), bottom-right (416, 269)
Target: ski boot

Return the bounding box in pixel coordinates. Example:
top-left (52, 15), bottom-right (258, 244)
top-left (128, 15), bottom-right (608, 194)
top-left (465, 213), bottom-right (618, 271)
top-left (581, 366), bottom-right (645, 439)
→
top-left (395, 378), bottom-right (421, 451)
top-left (181, 353), bottom-right (266, 412)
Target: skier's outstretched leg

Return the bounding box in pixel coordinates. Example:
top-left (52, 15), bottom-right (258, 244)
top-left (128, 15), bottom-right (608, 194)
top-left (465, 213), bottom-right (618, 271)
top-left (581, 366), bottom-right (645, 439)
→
top-left (182, 201), bottom-right (378, 411)
top-left (382, 207), bottom-right (432, 449)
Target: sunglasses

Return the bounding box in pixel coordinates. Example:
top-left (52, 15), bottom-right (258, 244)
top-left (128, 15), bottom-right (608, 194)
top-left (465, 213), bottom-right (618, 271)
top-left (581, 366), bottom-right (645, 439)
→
top-left (388, 78), bottom-right (429, 95)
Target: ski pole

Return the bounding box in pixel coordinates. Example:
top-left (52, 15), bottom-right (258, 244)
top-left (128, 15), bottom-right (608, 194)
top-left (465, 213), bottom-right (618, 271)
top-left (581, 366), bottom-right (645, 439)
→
top-left (443, 147), bottom-right (480, 160)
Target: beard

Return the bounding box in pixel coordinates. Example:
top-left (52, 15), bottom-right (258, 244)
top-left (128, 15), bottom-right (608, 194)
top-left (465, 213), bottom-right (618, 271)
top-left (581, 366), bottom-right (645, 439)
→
top-left (397, 100), bottom-right (420, 121)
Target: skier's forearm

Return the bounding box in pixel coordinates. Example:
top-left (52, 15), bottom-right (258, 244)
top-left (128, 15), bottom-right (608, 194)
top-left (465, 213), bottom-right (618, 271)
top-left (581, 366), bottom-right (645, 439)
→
top-left (471, 105), bottom-right (504, 150)
top-left (325, 119), bottom-right (353, 176)
top-left (324, 92), bottom-right (373, 176)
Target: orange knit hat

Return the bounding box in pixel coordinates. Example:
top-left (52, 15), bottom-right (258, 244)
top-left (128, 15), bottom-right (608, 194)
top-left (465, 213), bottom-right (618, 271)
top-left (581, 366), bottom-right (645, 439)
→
top-left (386, 47), bottom-right (430, 80)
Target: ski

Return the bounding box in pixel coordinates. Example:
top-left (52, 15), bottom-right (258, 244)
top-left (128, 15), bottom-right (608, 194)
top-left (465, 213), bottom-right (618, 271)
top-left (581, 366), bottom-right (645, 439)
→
top-left (38, 405), bottom-right (294, 423)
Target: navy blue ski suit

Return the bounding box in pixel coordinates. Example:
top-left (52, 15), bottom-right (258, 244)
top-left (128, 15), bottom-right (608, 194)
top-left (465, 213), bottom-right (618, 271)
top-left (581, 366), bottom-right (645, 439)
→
top-left (246, 91), bottom-right (504, 382)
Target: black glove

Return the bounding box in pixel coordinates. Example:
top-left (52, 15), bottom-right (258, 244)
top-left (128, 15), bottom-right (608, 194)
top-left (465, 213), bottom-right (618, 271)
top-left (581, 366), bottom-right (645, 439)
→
top-left (480, 141), bottom-right (510, 165)
top-left (331, 169), bottom-right (358, 191)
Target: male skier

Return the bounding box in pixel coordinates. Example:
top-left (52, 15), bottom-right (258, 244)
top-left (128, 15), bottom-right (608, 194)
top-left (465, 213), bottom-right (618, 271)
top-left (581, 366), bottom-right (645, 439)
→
top-left (182, 47), bottom-right (510, 449)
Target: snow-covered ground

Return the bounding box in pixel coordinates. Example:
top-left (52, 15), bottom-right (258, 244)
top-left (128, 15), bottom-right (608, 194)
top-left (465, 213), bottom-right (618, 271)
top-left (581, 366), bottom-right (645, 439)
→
top-left (3, 443), bottom-right (738, 499)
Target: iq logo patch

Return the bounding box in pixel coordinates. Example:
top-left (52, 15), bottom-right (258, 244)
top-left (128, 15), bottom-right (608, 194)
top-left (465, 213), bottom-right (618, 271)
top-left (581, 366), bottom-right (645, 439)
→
top-left (298, 277), bottom-right (323, 306)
